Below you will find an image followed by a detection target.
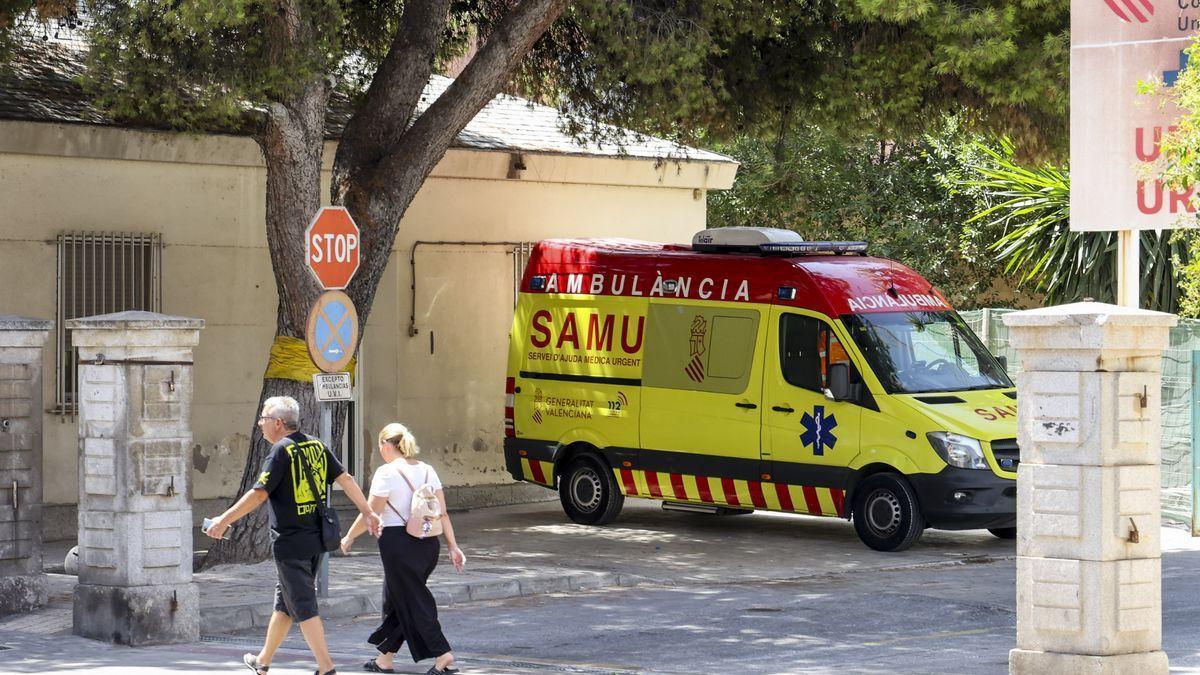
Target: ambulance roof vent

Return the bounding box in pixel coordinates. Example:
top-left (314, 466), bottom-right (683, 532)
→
top-left (692, 227), bottom-right (867, 256)
top-left (692, 227), bottom-right (802, 252)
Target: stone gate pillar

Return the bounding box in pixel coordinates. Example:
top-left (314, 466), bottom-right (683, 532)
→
top-left (67, 311), bottom-right (203, 645)
top-left (0, 316), bottom-right (52, 616)
top-left (1004, 303), bottom-right (1175, 674)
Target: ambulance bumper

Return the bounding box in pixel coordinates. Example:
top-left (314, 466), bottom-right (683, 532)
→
top-left (908, 467), bottom-right (1017, 530)
top-left (504, 437), bottom-right (560, 482)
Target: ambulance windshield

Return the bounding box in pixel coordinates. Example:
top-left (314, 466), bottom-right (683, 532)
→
top-left (841, 311), bottom-right (1012, 394)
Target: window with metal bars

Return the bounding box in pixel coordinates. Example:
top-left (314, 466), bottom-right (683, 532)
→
top-left (512, 242), bottom-right (535, 306)
top-left (54, 232), bottom-right (163, 415)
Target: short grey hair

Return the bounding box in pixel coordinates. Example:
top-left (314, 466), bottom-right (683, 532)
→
top-left (262, 396), bottom-right (300, 430)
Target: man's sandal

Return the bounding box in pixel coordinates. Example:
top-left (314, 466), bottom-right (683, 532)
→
top-left (363, 658), bottom-right (395, 673)
top-left (425, 667), bottom-right (460, 675)
top-left (242, 653), bottom-right (269, 674)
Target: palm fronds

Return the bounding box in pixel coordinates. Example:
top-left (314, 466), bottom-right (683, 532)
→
top-left (964, 140), bottom-right (1186, 312)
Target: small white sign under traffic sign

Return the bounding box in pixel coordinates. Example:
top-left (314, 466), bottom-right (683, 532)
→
top-left (312, 372), bottom-right (352, 401)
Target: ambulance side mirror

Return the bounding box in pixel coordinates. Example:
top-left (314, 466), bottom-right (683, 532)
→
top-left (995, 355), bottom-right (1009, 374)
top-left (826, 363), bottom-right (852, 402)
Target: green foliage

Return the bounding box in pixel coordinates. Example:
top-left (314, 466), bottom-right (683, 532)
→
top-left (85, 1), bottom-right (272, 131)
top-left (44, 0), bottom-right (1076, 309)
top-left (706, 123), bottom-right (1012, 308)
top-left (70, 0), bottom-right (1069, 162)
top-left (966, 140), bottom-right (1187, 313)
top-left (525, 0), bottom-right (1069, 161)
top-left (1151, 37), bottom-right (1200, 317)
top-left (1151, 38), bottom-right (1200, 193)
top-left (80, 0), bottom-right (484, 132)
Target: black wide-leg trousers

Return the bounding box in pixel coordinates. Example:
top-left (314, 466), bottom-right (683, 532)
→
top-left (368, 526), bottom-right (451, 662)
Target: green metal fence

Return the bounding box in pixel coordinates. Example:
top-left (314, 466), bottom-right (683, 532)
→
top-left (961, 308), bottom-right (1200, 530)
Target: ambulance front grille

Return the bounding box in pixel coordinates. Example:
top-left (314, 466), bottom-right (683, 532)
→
top-left (991, 438), bottom-right (1019, 471)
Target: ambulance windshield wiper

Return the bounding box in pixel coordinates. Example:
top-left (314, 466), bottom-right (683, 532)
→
top-left (905, 383), bottom-right (1006, 394)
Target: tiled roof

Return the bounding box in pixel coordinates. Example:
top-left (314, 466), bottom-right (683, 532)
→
top-left (0, 40), bottom-right (734, 164)
top-left (0, 41), bottom-right (105, 126)
top-left (415, 75), bottom-right (732, 163)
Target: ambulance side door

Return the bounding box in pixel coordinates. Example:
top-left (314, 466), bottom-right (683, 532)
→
top-left (640, 301), bottom-right (766, 471)
top-left (762, 308), bottom-right (861, 500)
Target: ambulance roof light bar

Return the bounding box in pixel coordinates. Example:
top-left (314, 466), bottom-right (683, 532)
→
top-left (692, 227), bottom-right (868, 255)
top-left (759, 241), bottom-right (869, 255)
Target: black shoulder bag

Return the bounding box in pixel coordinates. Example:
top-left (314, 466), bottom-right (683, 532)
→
top-left (293, 434), bottom-right (341, 553)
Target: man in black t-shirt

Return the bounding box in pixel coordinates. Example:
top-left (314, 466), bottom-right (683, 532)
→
top-left (205, 396), bottom-right (381, 675)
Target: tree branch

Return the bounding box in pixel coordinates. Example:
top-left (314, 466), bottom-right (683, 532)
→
top-left (332, 0), bottom-right (453, 204)
top-left (342, 0), bottom-right (570, 327)
top-left (380, 0), bottom-right (570, 197)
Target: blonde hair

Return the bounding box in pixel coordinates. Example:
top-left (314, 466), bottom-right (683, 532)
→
top-left (378, 423), bottom-right (420, 458)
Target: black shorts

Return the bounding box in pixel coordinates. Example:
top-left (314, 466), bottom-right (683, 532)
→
top-left (273, 555), bottom-right (321, 621)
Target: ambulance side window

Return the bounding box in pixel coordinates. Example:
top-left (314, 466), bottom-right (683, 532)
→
top-left (779, 314), bottom-right (821, 391)
top-left (643, 304), bottom-right (760, 395)
top-left (821, 329), bottom-right (851, 389)
top-left (779, 313), bottom-right (850, 392)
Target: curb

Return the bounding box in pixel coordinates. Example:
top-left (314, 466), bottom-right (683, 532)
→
top-left (200, 570), bottom-right (651, 635)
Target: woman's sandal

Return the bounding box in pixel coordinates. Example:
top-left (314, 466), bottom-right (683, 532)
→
top-left (242, 653), bottom-right (269, 674)
top-left (425, 666), bottom-right (460, 675)
top-left (363, 658), bottom-right (396, 673)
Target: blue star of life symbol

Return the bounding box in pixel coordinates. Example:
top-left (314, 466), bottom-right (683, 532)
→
top-left (799, 405), bottom-right (838, 456)
top-left (1165, 49), bottom-right (1190, 88)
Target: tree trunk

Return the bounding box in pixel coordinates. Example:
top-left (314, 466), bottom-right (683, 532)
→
top-left (200, 0), bottom-right (331, 568)
top-left (201, 0), bottom-right (569, 567)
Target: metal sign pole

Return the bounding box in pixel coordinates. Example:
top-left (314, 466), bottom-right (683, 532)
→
top-left (317, 401), bottom-right (333, 597)
top-left (305, 206), bottom-right (361, 598)
top-left (1117, 229), bottom-right (1140, 308)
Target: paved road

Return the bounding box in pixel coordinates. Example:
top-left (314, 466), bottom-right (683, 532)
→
top-left (285, 549), bottom-right (1200, 675)
top-left (3, 501), bottom-right (1200, 673)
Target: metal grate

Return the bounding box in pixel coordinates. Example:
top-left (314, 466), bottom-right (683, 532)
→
top-left (9, 0), bottom-right (91, 49)
top-left (513, 241), bottom-right (535, 308)
top-left (54, 232), bottom-right (162, 416)
top-left (990, 438), bottom-right (1020, 471)
top-left (963, 308), bottom-right (1200, 529)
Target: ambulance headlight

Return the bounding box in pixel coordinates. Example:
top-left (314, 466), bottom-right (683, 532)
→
top-left (927, 432), bottom-right (988, 470)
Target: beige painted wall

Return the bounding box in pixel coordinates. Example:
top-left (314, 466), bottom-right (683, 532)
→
top-left (0, 121), bottom-right (732, 508)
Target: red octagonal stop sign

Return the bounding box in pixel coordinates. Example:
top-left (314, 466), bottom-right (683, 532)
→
top-left (305, 206), bottom-right (360, 290)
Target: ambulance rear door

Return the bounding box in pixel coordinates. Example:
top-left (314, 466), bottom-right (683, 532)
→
top-left (639, 301), bottom-right (767, 483)
top-left (762, 307), bottom-right (862, 514)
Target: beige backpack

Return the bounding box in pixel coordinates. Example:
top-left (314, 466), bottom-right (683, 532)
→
top-left (387, 464), bottom-right (443, 539)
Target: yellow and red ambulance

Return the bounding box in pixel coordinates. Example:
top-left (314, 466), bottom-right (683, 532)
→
top-left (503, 228), bottom-right (1018, 551)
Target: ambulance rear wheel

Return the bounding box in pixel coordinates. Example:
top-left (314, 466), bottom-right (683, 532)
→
top-left (559, 455), bottom-right (624, 526)
top-left (852, 473), bottom-right (924, 552)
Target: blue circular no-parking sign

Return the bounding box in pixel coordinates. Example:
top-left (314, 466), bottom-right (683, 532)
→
top-left (306, 290), bottom-right (358, 372)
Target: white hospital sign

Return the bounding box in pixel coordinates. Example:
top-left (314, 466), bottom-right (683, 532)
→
top-left (1071, 0), bottom-right (1198, 230)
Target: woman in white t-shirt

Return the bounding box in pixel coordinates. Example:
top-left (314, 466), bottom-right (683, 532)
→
top-left (341, 423), bottom-right (465, 675)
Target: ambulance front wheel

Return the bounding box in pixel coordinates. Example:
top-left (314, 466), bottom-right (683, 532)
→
top-left (559, 454), bottom-right (624, 526)
top-left (851, 473), bottom-right (925, 552)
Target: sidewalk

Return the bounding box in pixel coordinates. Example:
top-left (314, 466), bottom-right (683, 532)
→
top-left (10, 500), bottom-right (1200, 674)
top-left (196, 550), bottom-right (643, 634)
top-left (44, 506), bottom-right (655, 635)
top-left (37, 499), bottom-right (1029, 635)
